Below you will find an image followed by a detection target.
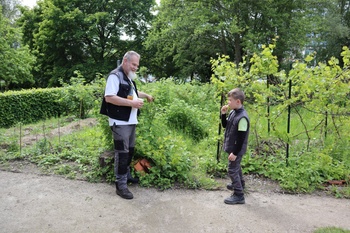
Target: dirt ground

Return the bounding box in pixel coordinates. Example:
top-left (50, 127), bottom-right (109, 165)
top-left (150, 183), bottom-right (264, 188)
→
top-left (1, 118), bottom-right (350, 233)
top-left (1, 168), bottom-right (350, 233)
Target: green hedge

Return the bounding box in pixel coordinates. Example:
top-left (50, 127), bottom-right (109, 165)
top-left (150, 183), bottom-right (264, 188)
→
top-left (0, 88), bottom-right (66, 128)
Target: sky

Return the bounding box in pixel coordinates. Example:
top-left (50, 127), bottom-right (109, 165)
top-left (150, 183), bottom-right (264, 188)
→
top-left (21, 0), bottom-right (37, 8)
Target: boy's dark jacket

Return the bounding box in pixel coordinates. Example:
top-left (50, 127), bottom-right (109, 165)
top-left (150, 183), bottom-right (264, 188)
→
top-left (221, 107), bottom-right (249, 156)
top-left (100, 66), bottom-right (139, 121)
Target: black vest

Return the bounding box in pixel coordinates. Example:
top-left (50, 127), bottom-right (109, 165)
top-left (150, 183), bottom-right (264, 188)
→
top-left (223, 107), bottom-right (249, 156)
top-left (100, 66), bottom-right (139, 121)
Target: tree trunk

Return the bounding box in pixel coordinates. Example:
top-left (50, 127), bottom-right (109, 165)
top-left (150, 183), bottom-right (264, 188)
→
top-left (234, 33), bottom-right (242, 66)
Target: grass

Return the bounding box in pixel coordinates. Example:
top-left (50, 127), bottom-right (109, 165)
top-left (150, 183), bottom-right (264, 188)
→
top-left (0, 116), bottom-right (78, 151)
top-left (0, 116), bottom-right (108, 182)
top-left (314, 227), bottom-right (350, 233)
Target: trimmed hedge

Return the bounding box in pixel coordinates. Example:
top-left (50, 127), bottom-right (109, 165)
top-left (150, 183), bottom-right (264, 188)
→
top-left (0, 88), bottom-right (67, 128)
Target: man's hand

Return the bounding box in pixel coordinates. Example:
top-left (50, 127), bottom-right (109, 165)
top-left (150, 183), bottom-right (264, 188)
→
top-left (138, 92), bottom-right (154, 103)
top-left (131, 99), bottom-right (144, 109)
top-left (145, 94), bottom-right (154, 103)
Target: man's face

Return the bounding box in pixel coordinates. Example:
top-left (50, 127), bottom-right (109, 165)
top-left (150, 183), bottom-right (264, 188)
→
top-left (124, 55), bottom-right (139, 80)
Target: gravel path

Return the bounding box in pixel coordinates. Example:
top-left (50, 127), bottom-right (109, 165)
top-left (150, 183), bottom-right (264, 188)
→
top-left (1, 170), bottom-right (349, 233)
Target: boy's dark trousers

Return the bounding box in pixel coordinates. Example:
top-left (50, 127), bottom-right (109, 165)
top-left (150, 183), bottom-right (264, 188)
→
top-left (228, 154), bottom-right (245, 196)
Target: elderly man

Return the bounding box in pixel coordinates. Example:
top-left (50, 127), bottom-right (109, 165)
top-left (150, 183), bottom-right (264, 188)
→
top-left (102, 51), bottom-right (154, 199)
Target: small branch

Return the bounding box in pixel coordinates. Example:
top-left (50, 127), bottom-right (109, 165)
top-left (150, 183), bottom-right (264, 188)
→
top-left (293, 106), bottom-right (311, 151)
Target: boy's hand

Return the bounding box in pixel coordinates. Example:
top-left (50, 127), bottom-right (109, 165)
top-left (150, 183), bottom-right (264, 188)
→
top-left (221, 105), bottom-right (229, 114)
top-left (228, 153), bottom-right (237, 161)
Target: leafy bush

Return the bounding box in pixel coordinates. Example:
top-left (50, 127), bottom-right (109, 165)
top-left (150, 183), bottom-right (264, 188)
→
top-left (0, 72), bottom-right (105, 128)
top-left (1, 44), bottom-right (349, 195)
top-left (166, 99), bottom-right (208, 141)
top-left (0, 88), bottom-right (65, 128)
top-left (241, 150), bottom-right (349, 193)
top-left (131, 79), bottom-right (218, 189)
top-left (59, 71), bottom-right (105, 119)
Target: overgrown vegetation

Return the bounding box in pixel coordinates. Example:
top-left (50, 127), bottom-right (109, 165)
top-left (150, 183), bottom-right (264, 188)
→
top-left (1, 44), bottom-right (349, 197)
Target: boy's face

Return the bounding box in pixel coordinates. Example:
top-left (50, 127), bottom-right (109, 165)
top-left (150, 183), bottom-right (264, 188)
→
top-left (228, 96), bottom-right (241, 110)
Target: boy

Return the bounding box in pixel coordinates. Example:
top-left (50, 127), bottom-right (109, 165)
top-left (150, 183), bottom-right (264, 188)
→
top-left (220, 88), bottom-right (250, 204)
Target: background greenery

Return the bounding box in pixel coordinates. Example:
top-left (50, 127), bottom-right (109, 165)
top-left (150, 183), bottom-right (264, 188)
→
top-left (0, 87), bottom-right (64, 128)
top-left (2, 0), bottom-right (350, 89)
top-left (1, 61), bottom-right (349, 196)
top-left (0, 0), bottom-right (349, 199)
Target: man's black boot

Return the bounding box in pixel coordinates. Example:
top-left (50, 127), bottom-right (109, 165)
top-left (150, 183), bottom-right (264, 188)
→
top-left (115, 182), bottom-right (134, 199)
top-left (127, 168), bottom-right (139, 184)
top-left (127, 149), bottom-right (139, 184)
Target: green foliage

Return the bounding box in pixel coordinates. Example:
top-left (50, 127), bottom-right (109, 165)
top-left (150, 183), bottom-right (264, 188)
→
top-left (0, 88), bottom-right (65, 127)
top-left (146, 0), bottom-right (225, 81)
top-left (166, 100), bottom-right (208, 141)
top-left (329, 185), bottom-right (350, 199)
top-left (145, 0), bottom-right (321, 81)
top-left (314, 227), bottom-right (350, 233)
top-left (98, 78), bottom-right (219, 189)
top-left (59, 71), bottom-right (105, 119)
top-left (311, 0), bottom-right (350, 66)
top-left (241, 150), bottom-right (349, 193)
top-left (8, 0), bottom-right (350, 91)
top-left (136, 83), bottom-right (216, 188)
top-left (19, 123), bottom-right (108, 181)
top-left (17, 0), bottom-right (155, 87)
top-left (0, 72), bottom-right (104, 127)
top-left (211, 42), bottom-right (350, 148)
top-left (211, 42), bottom-right (350, 194)
top-left (1, 43), bottom-right (349, 195)
top-left (0, 6), bottom-right (35, 90)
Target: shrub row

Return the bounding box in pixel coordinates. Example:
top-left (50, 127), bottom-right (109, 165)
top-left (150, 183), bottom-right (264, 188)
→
top-left (0, 88), bottom-right (66, 128)
top-left (0, 74), bottom-right (106, 128)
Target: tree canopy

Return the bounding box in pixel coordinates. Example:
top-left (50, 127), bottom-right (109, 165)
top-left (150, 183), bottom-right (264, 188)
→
top-left (145, 0), bottom-right (350, 81)
top-left (1, 0), bottom-right (349, 89)
top-left (18, 0), bottom-right (155, 87)
top-left (0, 5), bottom-right (35, 91)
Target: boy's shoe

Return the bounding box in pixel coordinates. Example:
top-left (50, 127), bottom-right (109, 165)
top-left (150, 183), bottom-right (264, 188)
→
top-left (226, 182), bottom-right (245, 191)
top-left (116, 187), bottom-right (134, 199)
top-left (224, 194), bottom-right (245, 205)
top-left (226, 183), bottom-right (234, 191)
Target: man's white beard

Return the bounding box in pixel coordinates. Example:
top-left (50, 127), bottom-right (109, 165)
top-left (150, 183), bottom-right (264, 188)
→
top-left (128, 71), bottom-right (137, 80)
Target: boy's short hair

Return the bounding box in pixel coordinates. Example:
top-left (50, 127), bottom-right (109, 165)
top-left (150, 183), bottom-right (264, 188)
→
top-left (228, 88), bottom-right (245, 104)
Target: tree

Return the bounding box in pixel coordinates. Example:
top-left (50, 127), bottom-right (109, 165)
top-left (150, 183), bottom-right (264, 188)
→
top-left (18, 0), bottom-right (155, 87)
top-left (1, 0), bottom-right (21, 21)
top-left (145, 0), bottom-right (237, 82)
top-left (0, 6), bottom-right (35, 91)
top-left (309, 0), bottom-right (350, 65)
top-left (145, 0), bottom-right (327, 81)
